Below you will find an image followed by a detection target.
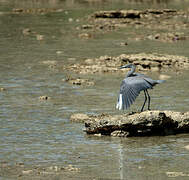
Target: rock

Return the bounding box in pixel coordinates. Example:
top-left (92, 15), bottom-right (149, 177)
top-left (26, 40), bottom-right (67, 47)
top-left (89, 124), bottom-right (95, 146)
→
top-left (184, 145), bottom-right (189, 150)
top-left (159, 74), bottom-right (171, 80)
top-left (68, 18), bottom-right (73, 22)
top-left (81, 24), bottom-right (94, 29)
top-left (93, 10), bottom-right (141, 19)
top-left (12, 8), bottom-right (64, 14)
top-left (36, 34), bottom-right (44, 41)
top-left (42, 60), bottom-right (57, 65)
top-left (78, 33), bottom-right (92, 39)
top-left (64, 165), bottom-right (80, 172)
top-left (120, 42), bottom-right (128, 46)
top-left (147, 32), bottom-right (188, 42)
top-left (56, 51), bottom-right (63, 55)
top-left (39, 96), bottom-right (50, 100)
top-left (0, 87), bottom-right (6, 91)
top-left (111, 130), bottom-right (129, 137)
top-left (22, 170), bottom-right (33, 174)
top-left (70, 113), bottom-right (90, 123)
top-left (22, 28), bottom-right (31, 35)
top-left (85, 9), bottom-right (189, 36)
top-left (63, 77), bottom-right (95, 86)
top-left (63, 53), bottom-right (189, 74)
top-left (83, 110), bottom-right (189, 137)
top-left (166, 171), bottom-right (189, 177)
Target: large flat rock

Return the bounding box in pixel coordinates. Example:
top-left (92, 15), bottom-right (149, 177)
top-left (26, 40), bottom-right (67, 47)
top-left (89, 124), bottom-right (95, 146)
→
top-left (75, 111), bottom-right (189, 137)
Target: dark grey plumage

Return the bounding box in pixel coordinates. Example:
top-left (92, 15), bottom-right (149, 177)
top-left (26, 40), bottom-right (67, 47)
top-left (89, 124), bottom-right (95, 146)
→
top-left (116, 64), bottom-right (165, 111)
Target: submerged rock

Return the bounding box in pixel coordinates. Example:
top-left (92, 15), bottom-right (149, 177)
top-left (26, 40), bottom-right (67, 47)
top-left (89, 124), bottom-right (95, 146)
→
top-left (147, 32), bottom-right (188, 42)
top-left (63, 53), bottom-right (189, 74)
top-left (82, 110), bottom-right (189, 137)
top-left (12, 8), bottom-right (64, 14)
top-left (63, 77), bottom-right (94, 86)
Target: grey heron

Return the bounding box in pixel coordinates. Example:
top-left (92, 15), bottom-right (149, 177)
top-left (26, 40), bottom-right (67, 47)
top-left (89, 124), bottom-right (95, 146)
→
top-left (116, 64), bottom-right (165, 112)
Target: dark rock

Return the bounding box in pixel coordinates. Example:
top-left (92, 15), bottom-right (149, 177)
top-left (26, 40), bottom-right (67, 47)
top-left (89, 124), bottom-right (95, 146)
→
top-left (82, 110), bottom-right (189, 137)
top-left (94, 10), bottom-right (141, 19)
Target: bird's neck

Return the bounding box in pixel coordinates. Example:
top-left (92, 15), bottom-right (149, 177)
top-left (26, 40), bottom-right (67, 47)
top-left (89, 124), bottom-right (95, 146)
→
top-left (126, 66), bottom-right (136, 77)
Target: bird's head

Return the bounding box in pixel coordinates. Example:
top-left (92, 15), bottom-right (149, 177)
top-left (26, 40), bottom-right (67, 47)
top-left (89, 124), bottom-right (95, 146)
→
top-left (119, 63), bottom-right (134, 69)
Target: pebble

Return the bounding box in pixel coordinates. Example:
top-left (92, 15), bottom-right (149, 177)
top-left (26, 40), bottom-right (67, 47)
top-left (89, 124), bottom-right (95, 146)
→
top-left (0, 88), bottom-right (5, 91)
top-left (36, 34), bottom-right (44, 41)
top-left (68, 18), bottom-right (73, 22)
top-left (22, 170), bottom-right (33, 174)
top-left (22, 28), bottom-right (31, 35)
top-left (159, 74), bottom-right (171, 80)
top-left (39, 96), bottom-right (50, 100)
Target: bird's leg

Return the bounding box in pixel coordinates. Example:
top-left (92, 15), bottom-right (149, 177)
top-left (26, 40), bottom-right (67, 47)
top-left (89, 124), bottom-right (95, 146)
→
top-left (146, 90), bottom-right (151, 110)
top-left (141, 90), bottom-right (147, 112)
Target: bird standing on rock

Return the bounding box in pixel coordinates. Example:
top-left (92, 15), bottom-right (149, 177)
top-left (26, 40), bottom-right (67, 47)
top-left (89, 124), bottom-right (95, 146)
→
top-left (116, 64), bottom-right (165, 112)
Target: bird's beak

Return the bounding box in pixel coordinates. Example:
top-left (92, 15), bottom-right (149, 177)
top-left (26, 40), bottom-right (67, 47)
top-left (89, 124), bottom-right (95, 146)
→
top-left (119, 65), bottom-right (128, 69)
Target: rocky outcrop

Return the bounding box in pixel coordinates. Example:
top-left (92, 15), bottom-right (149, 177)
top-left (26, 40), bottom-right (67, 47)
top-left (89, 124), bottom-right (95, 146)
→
top-left (93, 9), bottom-right (177, 19)
top-left (63, 53), bottom-right (189, 74)
top-left (72, 111), bottom-right (189, 137)
top-left (93, 10), bottom-right (141, 19)
top-left (80, 9), bottom-right (189, 42)
top-left (87, 9), bottom-right (189, 31)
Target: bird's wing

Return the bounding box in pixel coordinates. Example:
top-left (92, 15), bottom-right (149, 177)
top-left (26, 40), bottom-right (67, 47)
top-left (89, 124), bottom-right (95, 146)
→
top-left (118, 77), bottom-right (152, 110)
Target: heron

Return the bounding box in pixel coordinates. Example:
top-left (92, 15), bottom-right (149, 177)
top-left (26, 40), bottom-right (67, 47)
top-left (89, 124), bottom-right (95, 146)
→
top-left (116, 64), bottom-right (165, 112)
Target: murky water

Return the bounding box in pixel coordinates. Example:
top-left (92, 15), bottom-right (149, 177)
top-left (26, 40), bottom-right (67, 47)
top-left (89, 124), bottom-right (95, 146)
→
top-left (1, 0), bottom-right (189, 179)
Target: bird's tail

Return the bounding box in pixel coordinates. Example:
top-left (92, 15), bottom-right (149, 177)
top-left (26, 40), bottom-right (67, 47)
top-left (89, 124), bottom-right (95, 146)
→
top-left (116, 94), bottom-right (123, 110)
top-left (156, 80), bottom-right (165, 84)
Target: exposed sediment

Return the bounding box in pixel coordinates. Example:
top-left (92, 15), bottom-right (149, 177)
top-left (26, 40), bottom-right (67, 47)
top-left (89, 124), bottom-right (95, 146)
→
top-left (73, 110), bottom-right (189, 137)
top-left (63, 53), bottom-right (189, 74)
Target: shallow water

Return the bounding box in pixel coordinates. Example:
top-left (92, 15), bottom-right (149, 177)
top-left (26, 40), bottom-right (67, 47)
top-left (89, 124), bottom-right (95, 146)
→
top-left (1, 0), bottom-right (189, 179)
